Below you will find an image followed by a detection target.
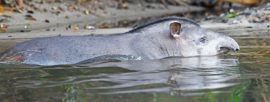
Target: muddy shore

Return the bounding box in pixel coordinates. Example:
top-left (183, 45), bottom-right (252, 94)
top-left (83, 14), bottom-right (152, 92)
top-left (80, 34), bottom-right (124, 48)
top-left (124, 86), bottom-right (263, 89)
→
top-left (0, 0), bottom-right (204, 33)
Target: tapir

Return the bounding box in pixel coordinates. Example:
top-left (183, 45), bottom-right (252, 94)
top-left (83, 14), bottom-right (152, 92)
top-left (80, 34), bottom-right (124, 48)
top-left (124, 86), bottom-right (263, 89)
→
top-left (0, 16), bottom-right (239, 65)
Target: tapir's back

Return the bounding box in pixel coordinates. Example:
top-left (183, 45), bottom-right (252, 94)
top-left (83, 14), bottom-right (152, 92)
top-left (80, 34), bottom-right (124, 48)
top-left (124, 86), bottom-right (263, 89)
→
top-left (0, 35), bottom-right (133, 65)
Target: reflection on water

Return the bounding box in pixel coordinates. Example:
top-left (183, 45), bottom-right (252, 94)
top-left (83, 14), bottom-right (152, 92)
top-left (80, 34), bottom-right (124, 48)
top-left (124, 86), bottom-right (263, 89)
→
top-left (0, 56), bottom-right (243, 102)
top-left (1, 31), bottom-right (270, 102)
top-left (85, 57), bottom-right (240, 95)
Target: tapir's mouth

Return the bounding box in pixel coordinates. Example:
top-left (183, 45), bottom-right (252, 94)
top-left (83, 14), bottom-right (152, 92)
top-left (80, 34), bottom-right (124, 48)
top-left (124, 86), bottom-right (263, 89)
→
top-left (218, 47), bottom-right (239, 54)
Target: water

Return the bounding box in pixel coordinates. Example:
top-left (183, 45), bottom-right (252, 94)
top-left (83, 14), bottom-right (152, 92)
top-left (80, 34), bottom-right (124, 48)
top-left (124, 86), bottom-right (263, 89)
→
top-left (0, 30), bottom-right (270, 102)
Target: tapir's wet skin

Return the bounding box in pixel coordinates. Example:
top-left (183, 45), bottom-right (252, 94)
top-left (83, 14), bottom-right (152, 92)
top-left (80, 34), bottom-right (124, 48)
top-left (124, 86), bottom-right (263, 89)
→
top-left (0, 16), bottom-right (239, 66)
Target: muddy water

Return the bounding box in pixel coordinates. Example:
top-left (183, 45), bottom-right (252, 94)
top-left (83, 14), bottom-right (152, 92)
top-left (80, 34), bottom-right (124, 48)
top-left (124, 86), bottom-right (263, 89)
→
top-left (0, 31), bottom-right (270, 102)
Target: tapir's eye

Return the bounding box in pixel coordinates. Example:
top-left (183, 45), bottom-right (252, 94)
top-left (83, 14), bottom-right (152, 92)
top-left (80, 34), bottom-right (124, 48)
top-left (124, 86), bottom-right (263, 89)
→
top-left (199, 36), bottom-right (207, 43)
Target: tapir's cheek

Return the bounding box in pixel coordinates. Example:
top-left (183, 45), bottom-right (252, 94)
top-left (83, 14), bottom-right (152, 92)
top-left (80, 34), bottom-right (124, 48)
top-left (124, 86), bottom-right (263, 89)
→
top-left (200, 47), bottom-right (219, 56)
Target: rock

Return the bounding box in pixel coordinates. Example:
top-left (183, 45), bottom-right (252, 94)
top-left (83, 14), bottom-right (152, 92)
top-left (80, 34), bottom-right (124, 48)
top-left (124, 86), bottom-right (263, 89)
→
top-left (266, 14), bottom-right (270, 22)
top-left (84, 25), bottom-right (95, 30)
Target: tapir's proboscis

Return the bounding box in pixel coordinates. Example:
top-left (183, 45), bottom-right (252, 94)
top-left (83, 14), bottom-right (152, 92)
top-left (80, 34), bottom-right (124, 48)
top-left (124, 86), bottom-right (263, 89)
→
top-left (0, 16), bottom-right (240, 65)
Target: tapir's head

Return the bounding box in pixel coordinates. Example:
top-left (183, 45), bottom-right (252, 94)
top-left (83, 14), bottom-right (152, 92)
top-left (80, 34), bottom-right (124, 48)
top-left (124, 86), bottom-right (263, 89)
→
top-left (131, 16), bottom-right (240, 57)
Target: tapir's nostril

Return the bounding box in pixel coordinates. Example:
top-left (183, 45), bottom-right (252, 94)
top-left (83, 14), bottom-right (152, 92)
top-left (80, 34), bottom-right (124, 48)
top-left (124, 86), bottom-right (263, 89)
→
top-left (219, 47), bottom-right (239, 53)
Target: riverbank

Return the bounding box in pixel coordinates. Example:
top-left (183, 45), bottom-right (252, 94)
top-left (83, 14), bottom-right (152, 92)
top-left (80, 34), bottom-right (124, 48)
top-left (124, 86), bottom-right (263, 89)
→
top-left (0, 0), bottom-right (204, 33)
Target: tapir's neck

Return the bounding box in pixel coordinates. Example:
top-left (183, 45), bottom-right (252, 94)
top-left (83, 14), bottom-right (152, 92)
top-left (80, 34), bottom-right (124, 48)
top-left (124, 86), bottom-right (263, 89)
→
top-left (132, 23), bottom-right (171, 35)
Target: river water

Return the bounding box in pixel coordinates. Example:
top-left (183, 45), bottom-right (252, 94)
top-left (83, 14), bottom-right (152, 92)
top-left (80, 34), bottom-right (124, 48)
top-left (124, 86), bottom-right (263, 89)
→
top-left (0, 30), bottom-right (269, 102)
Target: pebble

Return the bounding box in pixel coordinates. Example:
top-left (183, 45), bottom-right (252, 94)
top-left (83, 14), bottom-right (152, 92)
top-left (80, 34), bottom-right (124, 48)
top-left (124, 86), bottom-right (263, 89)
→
top-left (45, 19), bottom-right (50, 23)
top-left (84, 25), bottom-right (95, 30)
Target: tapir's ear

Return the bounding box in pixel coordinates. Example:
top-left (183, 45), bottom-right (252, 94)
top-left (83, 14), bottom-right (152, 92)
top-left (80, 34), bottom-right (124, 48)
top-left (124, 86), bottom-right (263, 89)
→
top-left (170, 22), bottom-right (181, 39)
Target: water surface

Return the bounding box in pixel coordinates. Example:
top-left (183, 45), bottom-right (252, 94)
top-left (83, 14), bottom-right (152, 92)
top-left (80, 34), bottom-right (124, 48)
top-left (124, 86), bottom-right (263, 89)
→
top-left (0, 30), bottom-right (270, 102)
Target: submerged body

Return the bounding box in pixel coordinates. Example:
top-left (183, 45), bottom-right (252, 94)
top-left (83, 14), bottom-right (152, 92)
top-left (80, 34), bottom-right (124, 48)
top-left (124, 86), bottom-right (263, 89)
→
top-left (0, 17), bottom-right (239, 65)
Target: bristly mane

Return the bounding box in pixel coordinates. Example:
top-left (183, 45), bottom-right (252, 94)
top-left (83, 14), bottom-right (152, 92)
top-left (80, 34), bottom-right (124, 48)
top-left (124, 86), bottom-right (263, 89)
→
top-left (128, 16), bottom-right (200, 33)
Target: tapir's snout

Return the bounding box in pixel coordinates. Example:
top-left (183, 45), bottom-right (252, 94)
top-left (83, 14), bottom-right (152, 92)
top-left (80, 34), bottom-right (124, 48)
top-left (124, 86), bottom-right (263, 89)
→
top-left (194, 30), bottom-right (240, 56)
top-left (216, 36), bottom-right (240, 54)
